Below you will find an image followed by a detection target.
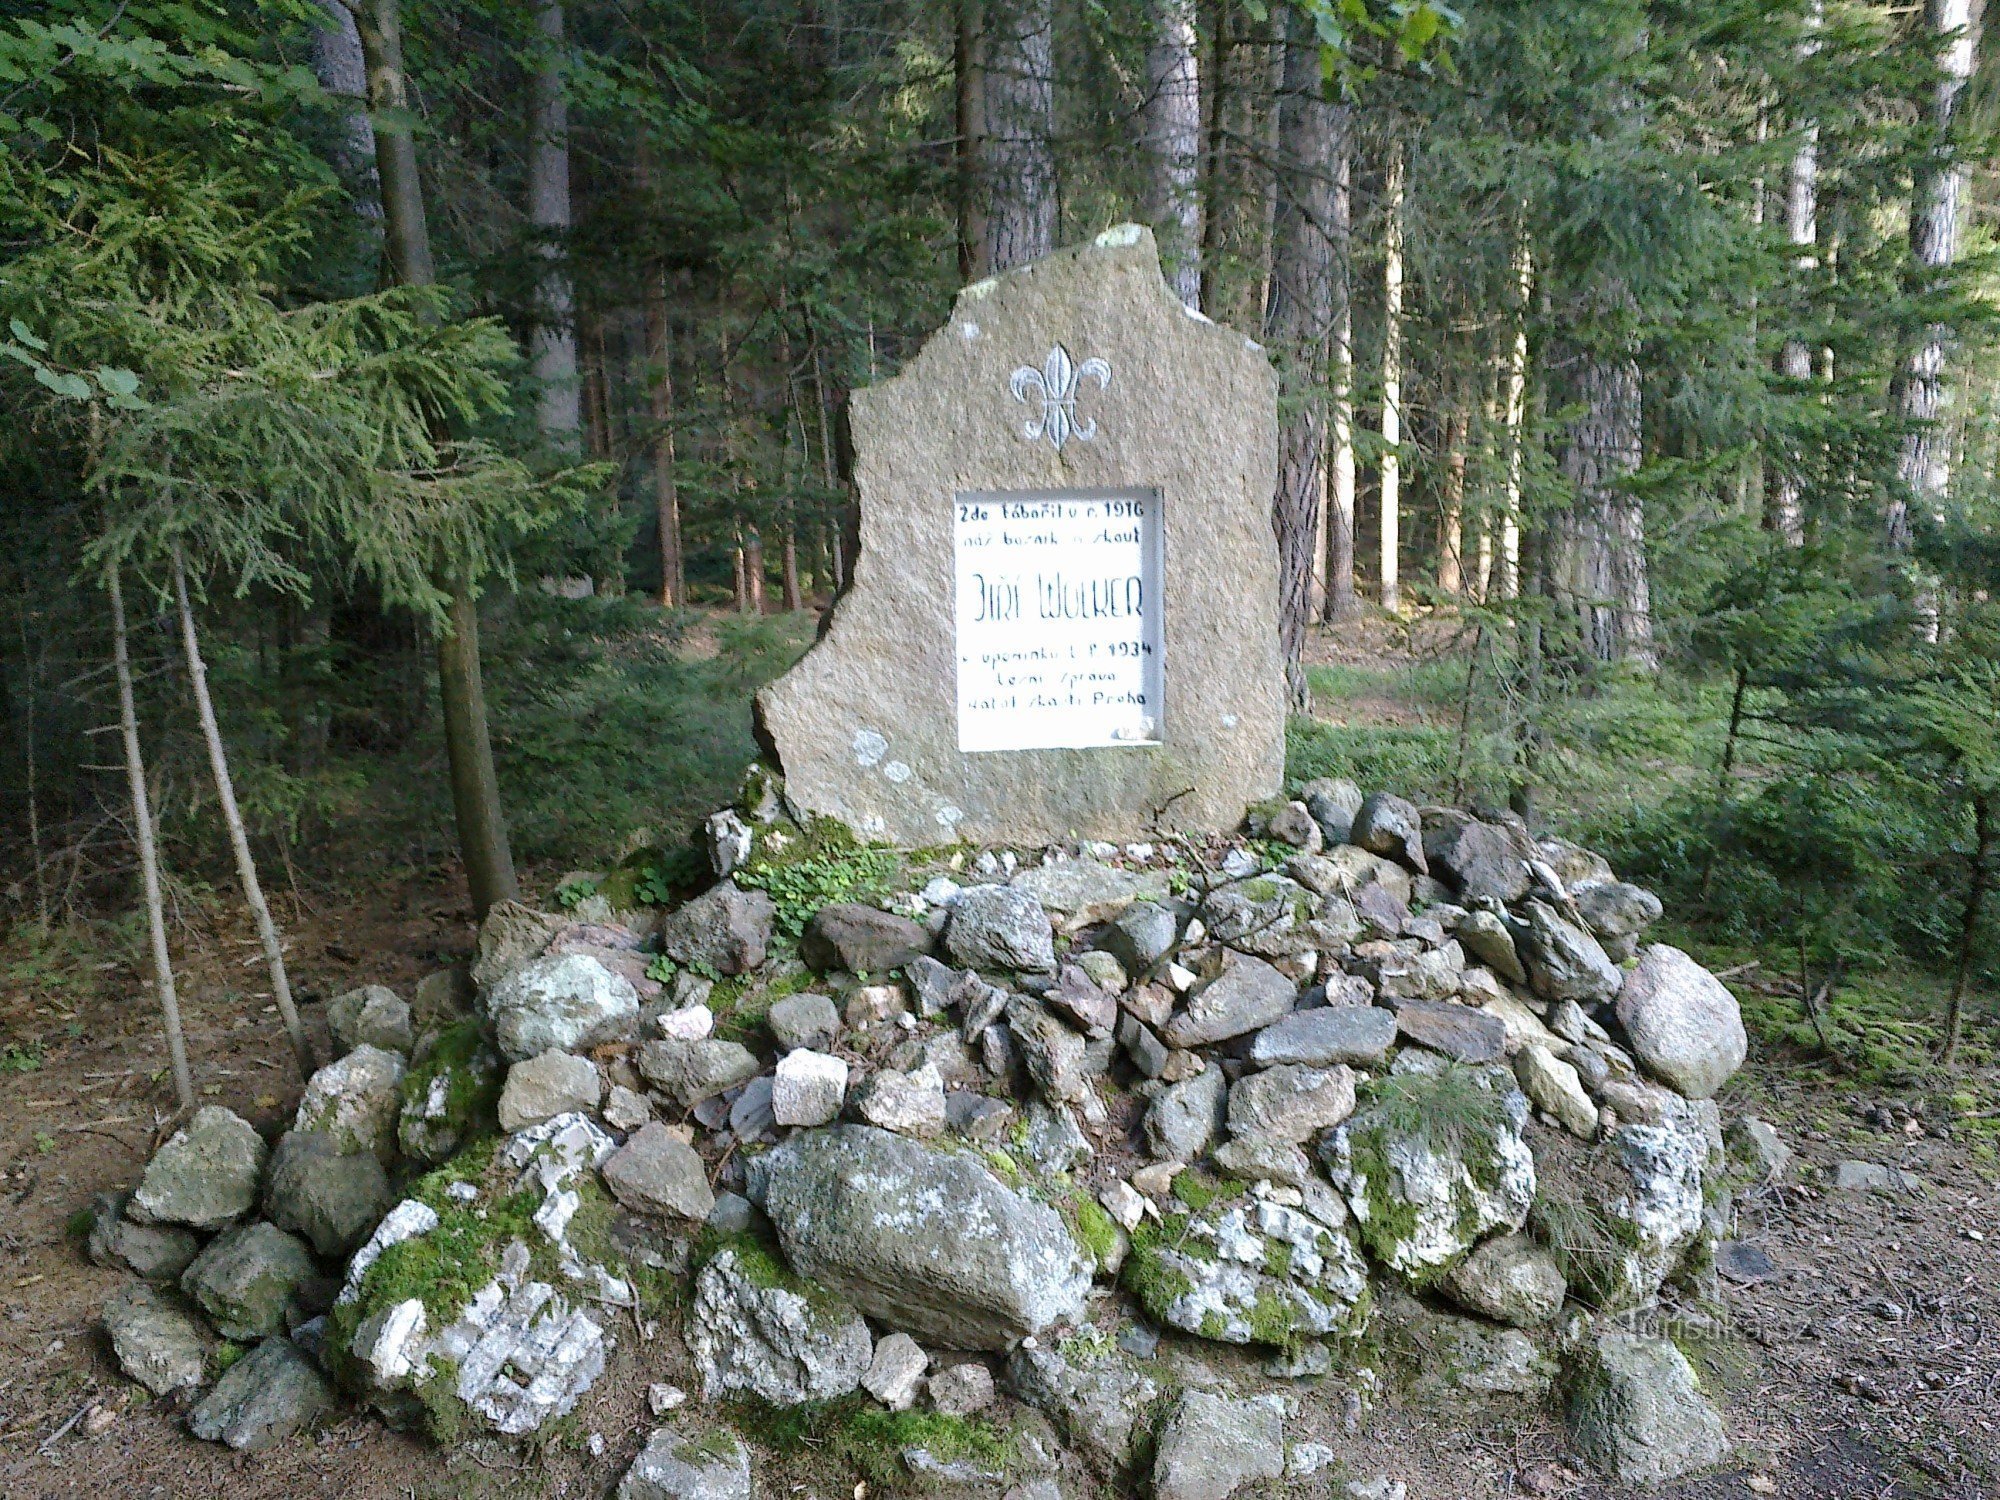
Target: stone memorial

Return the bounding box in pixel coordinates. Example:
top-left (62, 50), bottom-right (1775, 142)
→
top-left (759, 224), bottom-right (1283, 845)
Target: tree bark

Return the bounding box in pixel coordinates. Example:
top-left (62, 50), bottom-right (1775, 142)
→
top-left (1439, 393), bottom-right (1468, 597)
top-left (1892, 0), bottom-right (1977, 548)
top-left (644, 270), bottom-right (684, 607)
top-left (309, 0), bottom-right (380, 220)
top-left (1769, 5), bottom-right (1819, 545)
top-left (982, 0), bottom-right (1056, 270)
top-left (1263, 5), bottom-right (1341, 708)
top-left (1498, 229), bottom-right (1531, 599)
top-left (956, 0), bottom-right (989, 282)
top-left (353, 0), bottom-right (520, 918)
top-left (1942, 789), bottom-right (1992, 1063)
top-left (110, 569), bottom-right (195, 1112)
top-left (1320, 120), bottom-right (1356, 622)
top-left (1141, 0), bottom-right (1203, 307)
top-left (1379, 142), bottom-right (1405, 613)
top-left (744, 529), bottom-right (768, 614)
top-left (527, 0), bottom-right (581, 446)
top-left (1196, 0), bottom-right (1229, 315)
top-left (172, 553), bottom-right (314, 1079)
top-left (1556, 302), bottom-right (1654, 669)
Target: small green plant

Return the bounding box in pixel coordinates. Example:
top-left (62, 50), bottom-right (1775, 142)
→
top-left (1, 1042), bottom-right (43, 1073)
top-left (553, 876), bottom-right (599, 910)
top-left (734, 819), bottom-right (900, 936)
top-left (644, 953), bottom-right (679, 984)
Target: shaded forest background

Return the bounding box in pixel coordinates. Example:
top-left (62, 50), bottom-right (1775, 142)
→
top-left (3, 0), bottom-right (1999, 1098)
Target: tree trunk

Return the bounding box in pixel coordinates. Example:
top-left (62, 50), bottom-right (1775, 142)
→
top-left (1141, 0), bottom-right (1203, 307)
top-left (109, 569), bottom-right (195, 1113)
top-left (1556, 302), bottom-right (1654, 669)
top-left (1769, 5), bottom-right (1819, 545)
top-left (353, 0), bottom-right (520, 919)
top-left (956, 0), bottom-right (988, 282)
top-left (527, 0), bottom-right (580, 446)
top-left (744, 529), bottom-right (768, 614)
top-left (982, 0), bottom-right (1056, 270)
top-left (1942, 789), bottom-right (1992, 1063)
top-left (309, 0), bottom-right (380, 219)
top-left (782, 516), bottom-right (802, 611)
top-left (645, 273), bottom-right (684, 607)
top-left (1892, 0), bottom-right (1977, 547)
top-left (1196, 0), bottom-right (1229, 315)
top-left (1439, 394), bottom-right (1468, 597)
top-left (1379, 143), bottom-right (1405, 613)
top-left (1263, 5), bottom-right (1341, 708)
top-left (172, 553), bottom-right (314, 1080)
top-left (1499, 229), bottom-right (1531, 599)
top-left (1320, 120), bottom-right (1356, 623)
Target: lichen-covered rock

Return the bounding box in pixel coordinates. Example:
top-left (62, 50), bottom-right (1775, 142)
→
top-left (1097, 900), bottom-right (1179, 976)
top-left (1321, 1067), bottom-right (1535, 1281)
top-left (471, 901), bottom-right (567, 991)
top-left (1144, 1063), bottom-right (1227, 1161)
top-left (1124, 1194), bottom-right (1370, 1345)
top-left (1516, 900), bottom-right (1621, 1006)
top-left (1391, 999), bottom-right (1507, 1064)
top-left (1438, 1234), bottom-right (1566, 1328)
top-left (1005, 1342), bottom-right (1160, 1474)
top-left (602, 1122), bottom-right (716, 1223)
top-left (1395, 1299), bottom-right (1556, 1406)
top-left (767, 991), bottom-right (841, 1052)
top-left (1515, 1044), bottom-right (1597, 1139)
top-left (1421, 811), bottom-right (1534, 904)
top-left (772, 1048), bottom-right (848, 1126)
top-left (1226, 1063), bottom-right (1355, 1145)
top-left (85, 1191), bottom-right (201, 1281)
top-left (1249, 1005), bottom-right (1397, 1068)
top-left (853, 1061), bottom-right (948, 1137)
top-left (1575, 879), bottom-right (1663, 953)
top-left (102, 1284), bottom-right (208, 1395)
top-left (182, 1222), bottom-right (320, 1340)
top-left (328, 984), bottom-right (414, 1056)
top-left (129, 1106), bottom-right (267, 1231)
top-left (1005, 994), bottom-right (1091, 1103)
top-left (1299, 776), bottom-right (1363, 845)
top-left (264, 1129), bottom-right (394, 1258)
top-left (1351, 792), bottom-right (1428, 873)
top-left (685, 1247), bottom-right (872, 1405)
top-left (294, 1044), bottom-right (406, 1160)
top-left (944, 884), bottom-right (1057, 973)
top-left (187, 1336), bottom-right (335, 1451)
top-left (1567, 1330), bottom-right (1729, 1484)
top-left (618, 1426), bottom-right (753, 1500)
top-left (801, 902), bottom-right (931, 974)
top-left (637, 1038), bottom-right (761, 1108)
top-left (1457, 908), bottom-right (1527, 984)
top-left (1151, 1390), bottom-right (1285, 1500)
top-left (755, 1124), bottom-right (1091, 1350)
top-left (1011, 857), bottom-right (1157, 929)
top-left (498, 1049), bottom-right (602, 1132)
top-left (658, 881), bottom-right (776, 976)
top-left (1163, 955), bottom-right (1295, 1048)
top-left (1614, 945), bottom-right (1747, 1100)
top-left (397, 1020), bottom-right (503, 1164)
top-left (486, 953), bottom-right (639, 1063)
top-left (1203, 879), bottom-right (1317, 959)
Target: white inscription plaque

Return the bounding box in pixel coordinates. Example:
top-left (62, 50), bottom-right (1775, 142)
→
top-left (954, 487), bottom-right (1164, 752)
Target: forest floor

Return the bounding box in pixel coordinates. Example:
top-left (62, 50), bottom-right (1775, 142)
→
top-left (0, 611), bottom-right (1996, 1499)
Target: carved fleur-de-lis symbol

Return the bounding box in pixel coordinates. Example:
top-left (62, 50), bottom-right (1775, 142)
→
top-left (1009, 343), bottom-right (1111, 451)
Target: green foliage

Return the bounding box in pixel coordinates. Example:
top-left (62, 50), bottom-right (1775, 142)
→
top-left (734, 819), bottom-right (900, 938)
top-left (732, 1396), bottom-right (1011, 1491)
top-left (553, 875), bottom-right (599, 910)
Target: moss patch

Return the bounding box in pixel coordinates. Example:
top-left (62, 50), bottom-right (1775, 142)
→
top-left (732, 1396), bottom-right (1011, 1493)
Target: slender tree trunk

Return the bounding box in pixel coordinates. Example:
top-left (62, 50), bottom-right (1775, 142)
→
top-left (353, 0), bottom-right (520, 919)
top-left (1556, 298), bottom-right (1654, 669)
top-left (1942, 790), bottom-right (1992, 1063)
top-left (1379, 143), bottom-right (1405, 613)
top-left (1770, 6), bottom-right (1820, 545)
top-left (982, 0), bottom-right (1056, 270)
top-left (527, 0), bottom-right (581, 445)
top-left (956, 0), bottom-right (989, 281)
top-left (310, 0), bottom-right (380, 222)
top-left (782, 513), bottom-right (802, 611)
top-left (644, 265), bottom-right (684, 606)
top-left (1263, 5), bottom-right (1341, 708)
top-left (1499, 230), bottom-right (1531, 599)
top-left (1142, 0), bottom-right (1203, 307)
top-left (1196, 0), bottom-right (1230, 314)
top-left (1320, 119), bottom-right (1357, 623)
top-left (109, 570), bottom-right (195, 1112)
top-left (744, 529), bottom-right (768, 614)
top-left (1439, 395), bottom-right (1468, 597)
top-left (1893, 0), bottom-right (1977, 547)
top-left (172, 554), bottom-right (314, 1079)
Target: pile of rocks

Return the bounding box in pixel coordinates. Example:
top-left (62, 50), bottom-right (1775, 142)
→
top-left (88, 775), bottom-right (1779, 1496)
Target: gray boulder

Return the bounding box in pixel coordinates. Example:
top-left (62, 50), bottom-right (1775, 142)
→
top-left (263, 1129), bottom-right (393, 1258)
top-left (1126, 1196), bottom-right (1370, 1345)
top-left (1144, 1064), bottom-right (1227, 1161)
top-left (1576, 879), bottom-right (1664, 952)
top-left (755, 1125), bottom-right (1091, 1350)
top-left (1350, 792), bottom-right (1428, 873)
top-left (1164, 955), bottom-right (1295, 1048)
top-left (327, 984), bottom-right (414, 1055)
top-left (470, 900), bottom-right (566, 990)
top-left (1391, 999), bottom-right (1507, 1064)
top-left (1097, 900), bottom-right (1179, 975)
top-left (85, 1191), bottom-right (200, 1281)
top-left (1422, 811), bottom-right (1534, 904)
top-left (618, 1427), bottom-right (753, 1500)
top-left (1011, 857), bottom-right (1151, 927)
top-left (768, 991), bottom-right (841, 1052)
top-left (1438, 1233), bottom-right (1566, 1328)
top-left (1614, 945), bottom-right (1747, 1099)
top-left (1266, 799), bottom-right (1323, 851)
top-left (637, 1037), bottom-right (761, 1108)
top-left (1457, 908), bottom-right (1527, 984)
top-left (1396, 1300), bottom-right (1556, 1407)
top-left (187, 1336), bottom-right (335, 1452)
top-left (1249, 1005), bottom-right (1397, 1068)
top-left (129, 1106), bottom-right (267, 1232)
top-left (1517, 900), bottom-right (1621, 1005)
top-left (1567, 1330), bottom-right (1729, 1484)
top-left (1322, 1068), bottom-right (1536, 1279)
top-left (1299, 776), bottom-right (1364, 844)
top-left (685, 1248), bottom-right (872, 1405)
top-left (944, 884), bottom-right (1057, 972)
top-left (397, 1021), bottom-right (503, 1164)
top-left (801, 902), bottom-right (930, 974)
top-left (853, 1062), bottom-right (949, 1137)
top-left (1204, 879), bottom-right (1317, 959)
top-left (1226, 1063), bottom-right (1356, 1145)
top-left (1152, 1391), bottom-right (1285, 1500)
top-left (293, 1043), bottom-right (406, 1159)
top-left (1726, 1116), bottom-right (1791, 1183)
top-left (1006, 1342), bottom-right (1159, 1475)
top-left (603, 1122), bottom-right (717, 1222)
top-left (658, 881), bottom-right (776, 976)
top-left (498, 1048), bottom-right (602, 1132)
top-left (1006, 995), bottom-right (1091, 1103)
top-left (181, 1221), bottom-right (319, 1340)
top-left (487, 952), bottom-right (639, 1063)
top-left (103, 1284), bottom-right (208, 1395)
